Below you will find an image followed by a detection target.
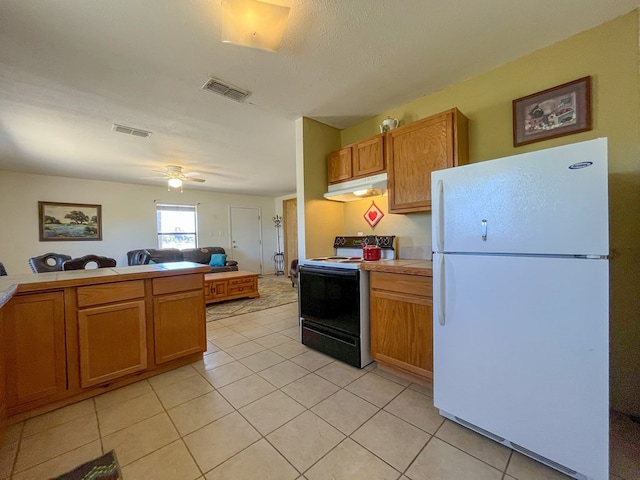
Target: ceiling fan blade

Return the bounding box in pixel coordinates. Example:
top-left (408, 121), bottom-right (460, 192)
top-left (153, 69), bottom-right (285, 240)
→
top-left (141, 176), bottom-right (169, 180)
top-left (183, 171), bottom-right (201, 177)
top-left (183, 177), bottom-right (206, 183)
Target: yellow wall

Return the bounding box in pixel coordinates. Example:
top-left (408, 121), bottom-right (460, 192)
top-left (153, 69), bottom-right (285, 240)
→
top-left (299, 117), bottom-right (344, 258)
top-left (319, 11), bottom-right (640, 415)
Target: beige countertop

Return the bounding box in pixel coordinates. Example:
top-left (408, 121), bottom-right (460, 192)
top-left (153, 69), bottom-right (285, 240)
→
top-left (0, 262), bottom-right (210, 309)
top-left (360, 259), bottom-right (433, 276)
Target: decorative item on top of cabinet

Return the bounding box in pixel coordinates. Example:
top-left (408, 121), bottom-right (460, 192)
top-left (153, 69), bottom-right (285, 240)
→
top-left (370, 271), bottom-right (433, 379)
top-left (327, 134), bottom-right (385, 185)
top-left (386, 108), bottom-right (468, 213)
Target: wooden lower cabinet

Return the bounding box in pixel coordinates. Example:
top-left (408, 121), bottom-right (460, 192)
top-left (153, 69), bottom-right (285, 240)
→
top-left (370, 272), bottom-right (433, 379)
top-left (154, 290), bottom-right (206, 364)
top-left (3, 292), bottom-right (67, 407)
top-left (78, 300), bottom-right (147, 388)
top-left (0, 265), bottom-right (209, 419)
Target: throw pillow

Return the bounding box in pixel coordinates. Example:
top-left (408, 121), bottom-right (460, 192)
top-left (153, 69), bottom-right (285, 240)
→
top-left (209, 253), bottom-right (226, 267)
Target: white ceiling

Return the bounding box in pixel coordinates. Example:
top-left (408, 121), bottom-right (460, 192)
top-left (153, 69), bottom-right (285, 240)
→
top-left (0, 0), bottom-right (637, 196)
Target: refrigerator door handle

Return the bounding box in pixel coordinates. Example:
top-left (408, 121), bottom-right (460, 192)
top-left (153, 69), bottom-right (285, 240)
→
top-left (435, 179), bottom-right (444, 252)
top-left (437, 254), bottom-right (446, 326)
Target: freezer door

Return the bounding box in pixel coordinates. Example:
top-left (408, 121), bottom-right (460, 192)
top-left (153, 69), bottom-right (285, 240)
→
top-left (433, 253), bottom-right (609, 479)
top-left (431, 138), bottom-right (609, 256)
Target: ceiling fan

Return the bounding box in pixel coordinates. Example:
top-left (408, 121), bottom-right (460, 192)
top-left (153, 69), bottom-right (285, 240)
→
top-left (143, 165), bottom-right (206, 191)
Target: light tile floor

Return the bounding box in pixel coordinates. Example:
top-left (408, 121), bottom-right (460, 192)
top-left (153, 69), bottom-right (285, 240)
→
top-left (1, 301), bottom-right (639, 479)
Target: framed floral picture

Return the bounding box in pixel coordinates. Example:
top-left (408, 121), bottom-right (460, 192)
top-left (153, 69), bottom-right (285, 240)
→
top-left (513, 76), bottom-right (592, 147)
top-left (38, 201), bottom-right (102, 241)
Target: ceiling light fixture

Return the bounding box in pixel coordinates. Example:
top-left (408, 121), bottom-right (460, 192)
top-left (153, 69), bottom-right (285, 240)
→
top-left (167, 177), bottom-right (183, 189)
top-left (221, 0), bottom-right (291, 52)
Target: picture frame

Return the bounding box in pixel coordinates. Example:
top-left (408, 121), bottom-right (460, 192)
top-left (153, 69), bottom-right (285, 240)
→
top-left (38, 201), bottom-right (102, 241)
top-left (513, 76), bottom-right (591, 147)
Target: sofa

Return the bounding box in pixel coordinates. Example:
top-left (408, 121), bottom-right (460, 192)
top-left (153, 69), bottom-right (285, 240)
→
top-left (127, 246), bottom-right (238, 273)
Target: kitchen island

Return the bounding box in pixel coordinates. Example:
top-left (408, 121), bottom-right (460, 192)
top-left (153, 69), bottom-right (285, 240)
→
top-left (360, 260), bottom-right (434, 380)
top-left (0, 262), bottom-right (210, 423)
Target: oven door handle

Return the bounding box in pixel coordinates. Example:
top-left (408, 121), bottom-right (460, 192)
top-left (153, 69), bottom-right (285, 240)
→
top-left (299, 265), bottom-right (359, 278)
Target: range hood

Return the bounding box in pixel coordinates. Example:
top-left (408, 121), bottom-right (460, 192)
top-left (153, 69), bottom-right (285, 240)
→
top-left (323, 173), bottom-right (387, 202)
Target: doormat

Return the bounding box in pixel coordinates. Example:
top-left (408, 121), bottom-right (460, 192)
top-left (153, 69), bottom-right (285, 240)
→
top-left (207, 276), bottom-right (298, 322)
top-left (52, 450), bottom-right (122, 480)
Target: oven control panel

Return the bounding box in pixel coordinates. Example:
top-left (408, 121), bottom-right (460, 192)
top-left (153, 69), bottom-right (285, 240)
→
top-left (333, 235), bottom-right (396, 249)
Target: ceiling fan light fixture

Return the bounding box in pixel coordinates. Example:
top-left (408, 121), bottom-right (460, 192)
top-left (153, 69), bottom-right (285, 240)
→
top-left (221, 0), bottom-right (291, 52)
top-left (168, 177), bottom-right (183, 189)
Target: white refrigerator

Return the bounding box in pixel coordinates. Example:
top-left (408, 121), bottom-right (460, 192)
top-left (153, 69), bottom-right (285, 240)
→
top-left (431, 138), bottom-right (609, 480)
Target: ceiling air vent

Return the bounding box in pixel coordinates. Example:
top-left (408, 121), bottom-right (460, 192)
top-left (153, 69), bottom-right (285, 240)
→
top-left (202, 77), bottom-right (251, 103)
top-left (112, 124), bottom-right (152, 138)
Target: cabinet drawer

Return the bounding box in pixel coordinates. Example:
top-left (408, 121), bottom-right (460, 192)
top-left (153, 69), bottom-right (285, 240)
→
top-left (228, 284), bottom-right (254, 295)
top-left (77, 280), bottom-right (145, 307)
top-left (371, 272), bottom-right (432, 297)
top-left (153, 274), bottom-right (203, 295)
top-left (229, 277), bottom-right (254, 286)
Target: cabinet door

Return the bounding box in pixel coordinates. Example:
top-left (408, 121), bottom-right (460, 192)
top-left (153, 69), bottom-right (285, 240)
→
top-left (211, 281), bottom-right (227, 300)
top-left (370, 290), bottom-right (433, 379)
top-left (203, 282), bottom-right (213, 302)
top-left (327, 147), bottom-right (352, 184)
top-left (387, 109), bottom-right (468, 213)
top-left (78, 300), bottom-right (147, 388)
top-left (353, 134), bottom-right (385, 177)
top-left (3, 292), bottom-right (67, 406)
top-left (154, 290), bottom-right (206, 364)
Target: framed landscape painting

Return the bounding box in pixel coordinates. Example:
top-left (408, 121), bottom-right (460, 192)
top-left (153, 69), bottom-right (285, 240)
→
top-left (513, 76), bottom-right (591, 147)
top-left (38, 201), bottom-right (102, 241)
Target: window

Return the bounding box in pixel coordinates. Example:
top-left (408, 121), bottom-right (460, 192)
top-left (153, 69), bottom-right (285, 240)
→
top-left (156, 204), bottom-right (197, 249)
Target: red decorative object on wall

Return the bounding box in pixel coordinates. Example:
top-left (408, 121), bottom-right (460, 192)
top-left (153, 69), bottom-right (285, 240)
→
top-left (363, 201), bottom-right (384, 228)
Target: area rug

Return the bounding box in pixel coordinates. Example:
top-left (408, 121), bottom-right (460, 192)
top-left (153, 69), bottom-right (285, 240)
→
top-left (52, 450), bottom-right (122, 480)
top-left (206, 276), bottom-right (298, 322)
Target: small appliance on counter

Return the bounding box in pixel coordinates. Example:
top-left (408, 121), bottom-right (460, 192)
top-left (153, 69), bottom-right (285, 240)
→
top-left (298, 235), bottom-right (396, 367)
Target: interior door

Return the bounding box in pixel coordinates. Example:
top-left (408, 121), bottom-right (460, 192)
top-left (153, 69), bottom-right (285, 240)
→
top-left (283, 197), bottom-right (298, 277)
top-left (229, 206), bottom-right (263, 274)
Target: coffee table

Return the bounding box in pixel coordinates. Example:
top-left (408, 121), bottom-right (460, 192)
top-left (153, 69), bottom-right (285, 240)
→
top-left (204, 270), bottom-right (260, 304)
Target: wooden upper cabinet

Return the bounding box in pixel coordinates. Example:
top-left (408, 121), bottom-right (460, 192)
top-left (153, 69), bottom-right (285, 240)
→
top-left (327, 134), bottom-right (386, 185)
top-left (353, 134), bottom-right (385, 177)
top-left (327, 146), bottom-right (352, 184)
top-left (387, 108), bottom-right (468, 213)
